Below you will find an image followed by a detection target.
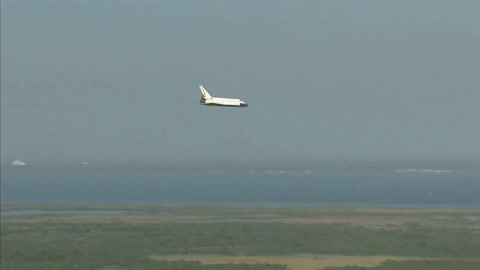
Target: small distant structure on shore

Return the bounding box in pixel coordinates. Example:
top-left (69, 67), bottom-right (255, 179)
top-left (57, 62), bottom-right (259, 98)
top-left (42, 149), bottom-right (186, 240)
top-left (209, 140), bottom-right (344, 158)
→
top-left (12, 160), bottom-right (27, 166)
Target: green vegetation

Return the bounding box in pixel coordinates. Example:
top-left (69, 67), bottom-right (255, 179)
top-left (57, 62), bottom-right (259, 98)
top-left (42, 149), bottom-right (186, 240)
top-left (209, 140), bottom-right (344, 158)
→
top-left (1, 206), bottom-right (479, 269)
top-left (323, 260), bottom-right (480, 270)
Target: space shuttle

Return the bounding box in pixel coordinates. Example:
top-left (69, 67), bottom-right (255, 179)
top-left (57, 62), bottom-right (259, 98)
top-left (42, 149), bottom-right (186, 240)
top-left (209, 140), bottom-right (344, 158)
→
top-left (199, 85), bottom-right (248, 107)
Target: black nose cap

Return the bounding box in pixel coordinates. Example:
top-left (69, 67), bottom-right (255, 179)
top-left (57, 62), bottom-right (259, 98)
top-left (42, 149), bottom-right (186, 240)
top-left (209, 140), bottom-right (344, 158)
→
top-left (241, 103), bottom-right (248, 107)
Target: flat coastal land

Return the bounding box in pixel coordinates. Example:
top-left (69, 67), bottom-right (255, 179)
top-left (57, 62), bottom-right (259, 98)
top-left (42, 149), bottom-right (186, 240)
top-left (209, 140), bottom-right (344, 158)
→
top-left (1, 205), bottom-right (480, 270)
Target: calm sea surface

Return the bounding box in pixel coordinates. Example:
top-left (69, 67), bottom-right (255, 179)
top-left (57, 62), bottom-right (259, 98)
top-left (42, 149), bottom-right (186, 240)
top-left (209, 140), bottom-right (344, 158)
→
top-left (1, 171), bottom-right (479, 208)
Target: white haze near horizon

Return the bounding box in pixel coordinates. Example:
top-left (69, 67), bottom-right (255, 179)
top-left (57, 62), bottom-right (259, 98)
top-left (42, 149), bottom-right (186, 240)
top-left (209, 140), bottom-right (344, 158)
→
top-left (1, 0), bottom-right (479, 165)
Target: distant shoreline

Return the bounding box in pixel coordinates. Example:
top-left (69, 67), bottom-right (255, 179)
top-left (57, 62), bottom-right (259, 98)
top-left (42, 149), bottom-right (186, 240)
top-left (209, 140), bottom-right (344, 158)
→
top-left (2, 203), bottom-right (479, 213)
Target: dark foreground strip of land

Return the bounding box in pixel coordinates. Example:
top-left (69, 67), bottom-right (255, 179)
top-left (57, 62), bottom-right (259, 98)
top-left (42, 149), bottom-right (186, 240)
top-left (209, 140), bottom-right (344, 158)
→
top-left (324, 260), bottom-right (480, 270)
top-left (1, 205), bottom-right (479, 270)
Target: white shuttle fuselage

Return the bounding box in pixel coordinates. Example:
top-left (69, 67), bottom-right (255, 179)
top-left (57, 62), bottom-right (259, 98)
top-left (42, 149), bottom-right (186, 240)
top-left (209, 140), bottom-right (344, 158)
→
top-left (199, 85), bottom-right (248, 107)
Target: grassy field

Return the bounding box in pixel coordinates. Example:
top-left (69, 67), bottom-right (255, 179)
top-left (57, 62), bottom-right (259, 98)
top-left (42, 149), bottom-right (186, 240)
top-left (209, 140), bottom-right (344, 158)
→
top-left (1, 205), bottom-right (480, 269)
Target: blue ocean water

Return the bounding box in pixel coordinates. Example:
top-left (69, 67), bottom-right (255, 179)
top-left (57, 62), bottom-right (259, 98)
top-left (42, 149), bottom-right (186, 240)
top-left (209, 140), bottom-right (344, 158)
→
top-left (1, 171), bottom-right (479, 208)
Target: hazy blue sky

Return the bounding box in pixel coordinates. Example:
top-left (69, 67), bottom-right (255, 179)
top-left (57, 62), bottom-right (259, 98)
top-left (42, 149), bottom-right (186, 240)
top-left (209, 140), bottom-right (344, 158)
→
top-left (1, 0), bottom-right (479, 164)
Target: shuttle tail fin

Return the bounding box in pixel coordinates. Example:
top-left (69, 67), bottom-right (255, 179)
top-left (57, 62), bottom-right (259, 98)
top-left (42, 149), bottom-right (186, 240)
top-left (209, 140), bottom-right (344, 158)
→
top-left (199, 85), bottom-right (212, 99)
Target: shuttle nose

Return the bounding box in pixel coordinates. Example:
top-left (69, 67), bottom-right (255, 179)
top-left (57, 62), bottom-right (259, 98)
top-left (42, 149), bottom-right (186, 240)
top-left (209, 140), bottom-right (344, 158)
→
top-left (240, 102), bottom-right (248, 107)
